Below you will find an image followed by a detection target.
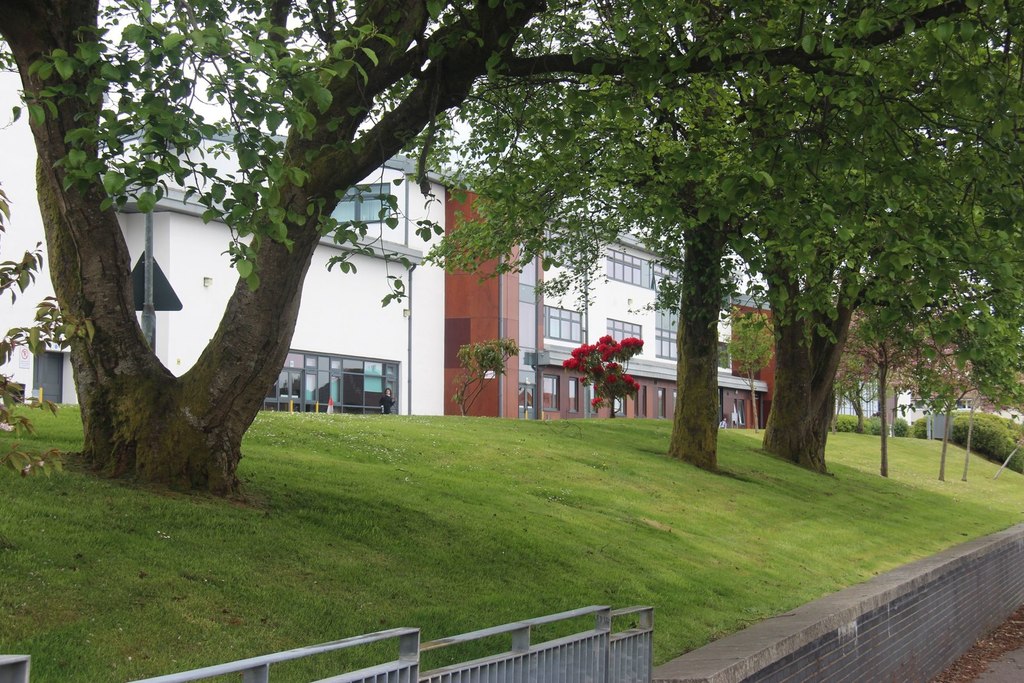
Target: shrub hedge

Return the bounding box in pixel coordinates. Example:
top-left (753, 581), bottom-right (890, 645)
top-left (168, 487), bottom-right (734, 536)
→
top-left (910, 412), bottom-right (1023, 473)
top-left (835, 414), bottom-right (860, 432)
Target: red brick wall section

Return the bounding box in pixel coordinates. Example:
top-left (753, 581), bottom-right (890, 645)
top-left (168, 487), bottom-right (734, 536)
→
top-left (444, 190), bottom-right (520, 417)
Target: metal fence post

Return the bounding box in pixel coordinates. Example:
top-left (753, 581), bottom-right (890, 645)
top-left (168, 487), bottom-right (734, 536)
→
top-left (0, 656), bottom-right (30, 683)
top-left (241, 664), bottom-right (269, 683)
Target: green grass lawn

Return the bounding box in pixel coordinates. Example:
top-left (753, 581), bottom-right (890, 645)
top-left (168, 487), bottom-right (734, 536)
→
top-left (2, 408), bottom-right (1022, 682)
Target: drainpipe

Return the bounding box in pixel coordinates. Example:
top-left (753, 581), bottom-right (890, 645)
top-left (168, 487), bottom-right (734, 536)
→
top-left (583, 277), bottom-right (591, 419)
top-left (533, 255), bottom-right (542, 420)
top-left (406, 264), bottom-right (416, 415)
top-left (497, 258), bottom-right (504, 418)
top-left (141, 210), bottom-right (156, 349)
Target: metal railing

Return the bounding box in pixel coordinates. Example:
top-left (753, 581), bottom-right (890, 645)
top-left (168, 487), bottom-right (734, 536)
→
top-left (129, 628), bottom-right (420, 683)
top-left (0, 656), bottom-right (30, 683)
top-left (3, 605), bottom-right (653, 683)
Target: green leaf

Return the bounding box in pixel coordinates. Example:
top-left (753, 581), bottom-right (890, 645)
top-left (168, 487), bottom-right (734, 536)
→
top-left (360, 47), bottom-right (379, 67)
top-left (800, 35), bottom-right (815, 54)
top-left (163, 33), bottom-right (186, 50)
top-left (236, 259), bottom-right (253, 279)
top-left (101, 171), bottom-right (125, 195)
top-left (53, 56), bottom-right (75, 81)
top-left (136, 192), bottom-right (157, 213)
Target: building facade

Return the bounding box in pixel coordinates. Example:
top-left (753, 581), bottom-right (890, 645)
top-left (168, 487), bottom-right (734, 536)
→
top-left (2, 71), bottom-right (772, 419)
top-left (443, 192), bottom-right (772, 423)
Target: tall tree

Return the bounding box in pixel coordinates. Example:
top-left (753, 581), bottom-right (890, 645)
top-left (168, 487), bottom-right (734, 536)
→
top-left (435, 1), bottom-right (1018, 475)
top-left (0, 0), bottom-right (549, 493)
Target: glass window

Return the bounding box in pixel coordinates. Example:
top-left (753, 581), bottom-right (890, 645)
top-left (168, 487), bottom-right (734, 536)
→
top-left (719, 341), bottom-right (731, 369)
top-left (606, 250), bottom-right (645, 286)
top-left (331, 184), bottom-right (393, 224)
top-left (568, 378), bottom-right (579, 413)
top-left (607, 318), bottom-right (642, 340)
top-left (656, 309), bottom-right (678, 360)
top-left (544, 306), bottom-right (582, 343)
top-left (637, 385), bottom-right (647, 417)
top-left (657, 388), bottom-right (666, 419)
top-left (651, 262), bottom-right (674, 289)
top-left (542, 375), bottom-right (559, 410)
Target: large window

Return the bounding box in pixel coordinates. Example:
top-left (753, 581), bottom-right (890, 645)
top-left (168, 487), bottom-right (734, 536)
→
top-left (331, 184), bottom-right (393, 224)
top-left (544, 306), bottom-right (583, 343)
top-left (542, 375), bottom-right (560, 410)
top-left (606, 250), bottom-right (645, 286)
top-left (657, 388), bottom-right (667, 419)
top-left (718, 341), bottom-right (731, 369)
top-left (656, 309), bottom-right (678, 360)
top-left (265, 351), bottom-right (398, 414)
top-left (568, 378), bottom-right (580, 413)
top-left (650, 262), bottom-right (676, 289)
top-left (637, 385), bottom-right (647, 418)
top-left (608, 318), bottom-right (642, 340)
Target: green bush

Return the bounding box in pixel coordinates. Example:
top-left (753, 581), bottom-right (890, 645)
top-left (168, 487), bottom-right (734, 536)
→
top-left (912, 417), bottom-right (928, 439)
top-left (865, 416), bottom-right (882, 435)
top-left (835, 414), bottom-right (860, 432)
top-left (892, 418), bottom-right (910, 438)
top-left (948, 412), bottom-right (1024, 473)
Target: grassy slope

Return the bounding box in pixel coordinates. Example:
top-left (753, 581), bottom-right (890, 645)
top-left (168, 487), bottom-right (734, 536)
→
top-left (2, 409), bottom-right (1022, 682)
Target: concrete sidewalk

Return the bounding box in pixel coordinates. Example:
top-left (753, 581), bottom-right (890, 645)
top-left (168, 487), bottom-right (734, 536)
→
top-left (974, 647), bottom-right (1024, 682)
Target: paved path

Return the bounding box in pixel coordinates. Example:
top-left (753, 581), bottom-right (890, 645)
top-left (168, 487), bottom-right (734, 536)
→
top-left (973, 647), bottom-right (1024, 682)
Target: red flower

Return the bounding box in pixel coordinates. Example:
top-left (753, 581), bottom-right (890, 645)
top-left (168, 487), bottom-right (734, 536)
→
top-left (591, 397), bottom-right (603, 407)
top-left (563, 358), bottom-right (580, 370)
top-left (598, 335), bottom-right (614, 345)
top-left (622, 374), bottom-right (634, 384)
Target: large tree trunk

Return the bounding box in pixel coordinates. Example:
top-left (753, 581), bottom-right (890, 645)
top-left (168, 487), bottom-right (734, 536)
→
top-left (667, 225), bottom-right (727, 471)
top-left (2, 0), bottom-right (542, 493)
top-left (762, 281), bottom-right (854, 473)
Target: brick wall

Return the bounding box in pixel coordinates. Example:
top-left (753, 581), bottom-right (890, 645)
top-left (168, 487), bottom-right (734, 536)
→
top-left (653, 524), bottom-right (1024, 683)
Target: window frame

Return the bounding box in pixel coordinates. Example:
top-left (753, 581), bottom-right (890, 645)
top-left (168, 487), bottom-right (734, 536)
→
top-left (655, 309), bottom-right (678, 360)
top-left (544, 305), bottom-right (583, 343)
top-left (607, 318), bottom-right (642, 341)
top-left (542, 374), bottom-right (560, 411)
top-left (606, 250), bottom-right (645, 286)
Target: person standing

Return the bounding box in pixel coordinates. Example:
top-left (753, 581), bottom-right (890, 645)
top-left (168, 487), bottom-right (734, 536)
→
top-left (379, 387), bottom-right (396, 415)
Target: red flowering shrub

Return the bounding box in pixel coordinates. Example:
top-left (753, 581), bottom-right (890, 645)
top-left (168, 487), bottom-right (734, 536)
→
top-left (563, 335), bottom-right (644, 415)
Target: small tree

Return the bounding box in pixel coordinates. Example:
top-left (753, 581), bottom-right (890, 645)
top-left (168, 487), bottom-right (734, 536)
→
top-left (563, 335), bottom-right (643, 418)
top-left (728, 308), bottom-right (774, 432)
top-left (843, 310), bottom-right (917, 477)
top-left (1, 187), bottom-right (86, 476)
top-left (451, 338), bottom-right (519, 416)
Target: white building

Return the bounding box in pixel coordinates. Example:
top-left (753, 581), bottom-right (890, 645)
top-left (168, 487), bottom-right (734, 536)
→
top-left (0, 72), bottom-right (446, 416)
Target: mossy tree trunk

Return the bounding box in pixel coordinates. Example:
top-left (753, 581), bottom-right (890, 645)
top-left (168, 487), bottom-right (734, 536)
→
top-left (2, 0), bottom-right (542, 493)
top-left (667, 225), bottom-right (727, 471)
top-left (762, 279), bottom-right (854, 474)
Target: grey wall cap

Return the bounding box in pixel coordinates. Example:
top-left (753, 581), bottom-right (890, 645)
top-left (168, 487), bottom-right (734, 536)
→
top-left (652, 523), bottom-right (1024, 683)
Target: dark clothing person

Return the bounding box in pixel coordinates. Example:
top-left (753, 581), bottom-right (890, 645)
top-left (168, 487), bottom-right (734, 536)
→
top-left (380, 389), bottom-right (395, 415)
